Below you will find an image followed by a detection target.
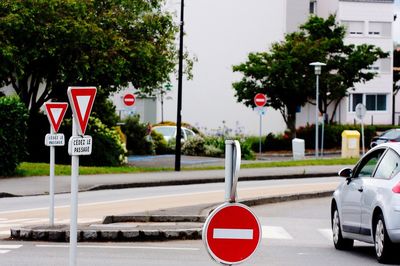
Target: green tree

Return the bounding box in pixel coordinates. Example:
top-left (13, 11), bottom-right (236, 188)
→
top-left (0, 0), bottom-right (178, 115)
top-left (233, 15), bottom-right (387, 137)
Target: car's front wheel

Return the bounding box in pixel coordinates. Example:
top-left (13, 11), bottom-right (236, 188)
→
top-left (374, 214), bottom-right (394, 263)
top-left (332, 206), bottom-right (353, 250)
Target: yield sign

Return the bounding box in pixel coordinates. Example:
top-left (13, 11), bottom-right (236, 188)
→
top-left (67, 87), bottom-right (97, 135)
top-left (44, 102), bottom-right (68, 133)
top-left (203, 203), bottom-right (261, 265)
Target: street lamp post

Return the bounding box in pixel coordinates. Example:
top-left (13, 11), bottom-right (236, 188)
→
top-left (310, 62), bottom-right (326, 158)
top-left (175, 0), bottom-right (184, 171)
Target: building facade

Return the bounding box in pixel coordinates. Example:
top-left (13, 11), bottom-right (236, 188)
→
top-left (297, 0), bottom-right (396, 127)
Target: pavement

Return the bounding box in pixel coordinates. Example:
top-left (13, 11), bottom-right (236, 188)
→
top-left (1, 156), bottom-right (351, 242)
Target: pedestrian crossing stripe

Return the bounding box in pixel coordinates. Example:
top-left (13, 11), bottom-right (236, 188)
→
top-left (0, 245), bottom-right (23, 255)
top-left (318, 229), bottom-right (333, 241)
top-left (262, 226), bottom-right (293, 239)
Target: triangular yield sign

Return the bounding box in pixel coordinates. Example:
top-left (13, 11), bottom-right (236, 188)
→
top-left (44, 102), bottom-right (69, 133)
top-left (67, 87), bottom-right (97, 135)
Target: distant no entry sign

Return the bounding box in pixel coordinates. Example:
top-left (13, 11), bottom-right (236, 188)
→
top-left (203, 203), bottom-right (261, 265)
top-left (254, 93), bottom-right (267, 107)
top-left (123, 93), bottom-right (136, 107)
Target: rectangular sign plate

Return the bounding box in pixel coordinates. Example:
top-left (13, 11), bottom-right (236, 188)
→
top-left (45, 133), bottom-right (65, 146)
top-left (68, 136), bottom-right (92, 156)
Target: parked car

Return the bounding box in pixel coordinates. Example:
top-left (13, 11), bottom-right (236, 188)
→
top-left (152, 126), bottom-right (196, 142)
top-left (370, 129), bottom-right (400, 148)
top-left (331, 142), bottom-right (400, 263)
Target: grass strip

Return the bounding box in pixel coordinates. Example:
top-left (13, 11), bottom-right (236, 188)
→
top-left (10, 157), bottom-right (359, 177)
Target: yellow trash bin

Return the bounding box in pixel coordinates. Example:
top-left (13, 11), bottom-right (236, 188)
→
top-left (341, 130), bottom-right (360, 158)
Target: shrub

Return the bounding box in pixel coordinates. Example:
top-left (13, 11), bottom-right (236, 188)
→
top-left (182, 136), bottom-right (206, 156)
top-left (151, 130), bottom-right (171, 154)
top-left (121, 115), bottom-right (154, 155)
top-left (56, 117), bottom-right (127, 166)
top-left (0, 97), bottom-right (29, 176)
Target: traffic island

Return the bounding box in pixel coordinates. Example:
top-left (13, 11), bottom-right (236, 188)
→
top-left (9, 190), bottom-right (335, 242)
top-left (10, 220), bottom-right (203, 242)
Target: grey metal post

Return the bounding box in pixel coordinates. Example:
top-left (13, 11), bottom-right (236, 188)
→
top-left (70, 117), bottom-right (79, 266)
top-left (259, 113), bottom-right (262, 156)
top-left (49, 125), bottom-right (55, 227)
top-left (315, 74), bottom-right (319, 158)
top-left (225, 140), bottom-right (241, 203)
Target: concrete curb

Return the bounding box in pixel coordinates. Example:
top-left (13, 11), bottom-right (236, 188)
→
top-left (10, 190), bottom-right (334, 242)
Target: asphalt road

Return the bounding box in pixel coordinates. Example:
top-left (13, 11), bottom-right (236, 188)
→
top-left (0, 176), bottom-right (341, 238)
top-left (1, 197), bottom-right (396, 265)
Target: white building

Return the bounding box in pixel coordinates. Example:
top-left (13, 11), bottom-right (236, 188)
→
top-left (297, 0), bottom-right (396, 127)
top-left (134, 0), bottom-right (396, 135)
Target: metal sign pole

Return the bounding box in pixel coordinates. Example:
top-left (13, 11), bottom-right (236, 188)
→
top-left (49, 126), bottom-right (55, 227)
top-left (225, 140), bottom-right (241, 203)
top-left (70, 117), bottom-right (79, 266)
top-left (361, 121), bottom-right (365, 155)
top-left (259, 113), bottom-right (262, 156)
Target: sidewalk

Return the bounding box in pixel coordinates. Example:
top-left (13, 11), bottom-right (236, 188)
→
top-left (3, 164), bottom-right (347, 242)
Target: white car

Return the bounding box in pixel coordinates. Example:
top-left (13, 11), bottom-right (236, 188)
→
top-left (331, 143), bottom-right (400, 263)
top-left (152, 126), bottom-right (196, 142)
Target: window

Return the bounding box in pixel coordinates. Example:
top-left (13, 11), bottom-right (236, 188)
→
top-left (374, 149), bottom-right (400, 180)
top-left (368, 22), bottom-right (391, 37)
top-left (349, 94), bottom-right (387, 112)
top-left (353, 149), bottom-right (386, 178)
top-left (342, 20), bottom-right (364, 35)
top-left (309, 1), bottom-right (316, 14)
top-left (366, 94), bottom-right (386, 111)
top-left (350, 93), bottom-right (363, 112)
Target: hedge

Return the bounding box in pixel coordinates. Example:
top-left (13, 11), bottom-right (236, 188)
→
top-left (0, 97), bottom-right (29, 176)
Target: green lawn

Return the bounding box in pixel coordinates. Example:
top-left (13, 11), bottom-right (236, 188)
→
top-left (10, 157), bottom-right (359, 177)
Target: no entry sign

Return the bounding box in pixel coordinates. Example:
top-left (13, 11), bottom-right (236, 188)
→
top-left (254, 93), bottom-right (267, 107)
top-left (203, 203), bottom-right (261, 265)
top-left (123, 93), bottom-right (136, 107)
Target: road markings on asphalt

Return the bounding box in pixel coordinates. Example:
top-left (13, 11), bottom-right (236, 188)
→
top-left (36, 244), bottom-right (200, 251)
top-left (0, 244), bottom-right (23, 255)
top-left (262, 226), bottom-right (293, 240)
top-left (318, 229), bottom-right (333, 241)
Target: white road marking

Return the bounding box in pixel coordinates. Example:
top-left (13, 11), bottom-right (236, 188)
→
top-left (0, 245), bottom-right (22, 249)
top-left (0, 231), bottom-right (10, 236)
top-left (0, 250), bottom-right (10, 254)
top-left (36, 244), bottom-right (199, 251)
top-left (318, 229), bottom-right (333, 241)
top-left (213, 228), bottom-right (253, 239)
top-left (262, 226), bottom-right (293, 240)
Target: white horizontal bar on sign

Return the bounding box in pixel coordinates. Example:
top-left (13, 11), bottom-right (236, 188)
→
top-left (213, 228), bottom-right (253, 240)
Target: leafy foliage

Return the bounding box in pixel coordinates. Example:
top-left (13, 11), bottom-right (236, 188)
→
top-left (0, 96), bottom-right (28, 176)
top-left (121, 115), bottom-right (153, 155)
top-left (233, 15), bottom-right (387, 137)
top-left (0, 0), bottom-right (178, 114)
top-left (182, 136), bottom-right (206, 156)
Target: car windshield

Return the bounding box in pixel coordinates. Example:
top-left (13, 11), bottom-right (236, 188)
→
top-left (380, 129), bottom-right (400, 139)
top-left (153, 127), bottom-right (175, 137)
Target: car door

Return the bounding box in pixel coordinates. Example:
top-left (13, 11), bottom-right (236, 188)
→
top-left (361, 148), bottom-right (400, 235)
top-left (340, 148), bottom-right (386, 234)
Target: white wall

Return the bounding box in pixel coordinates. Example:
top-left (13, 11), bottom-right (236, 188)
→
top-left (162, 0), bottom-right (291, 135)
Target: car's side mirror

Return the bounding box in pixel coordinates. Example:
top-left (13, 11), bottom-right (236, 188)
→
top-left (339, 167), bottom-right (352, 178)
